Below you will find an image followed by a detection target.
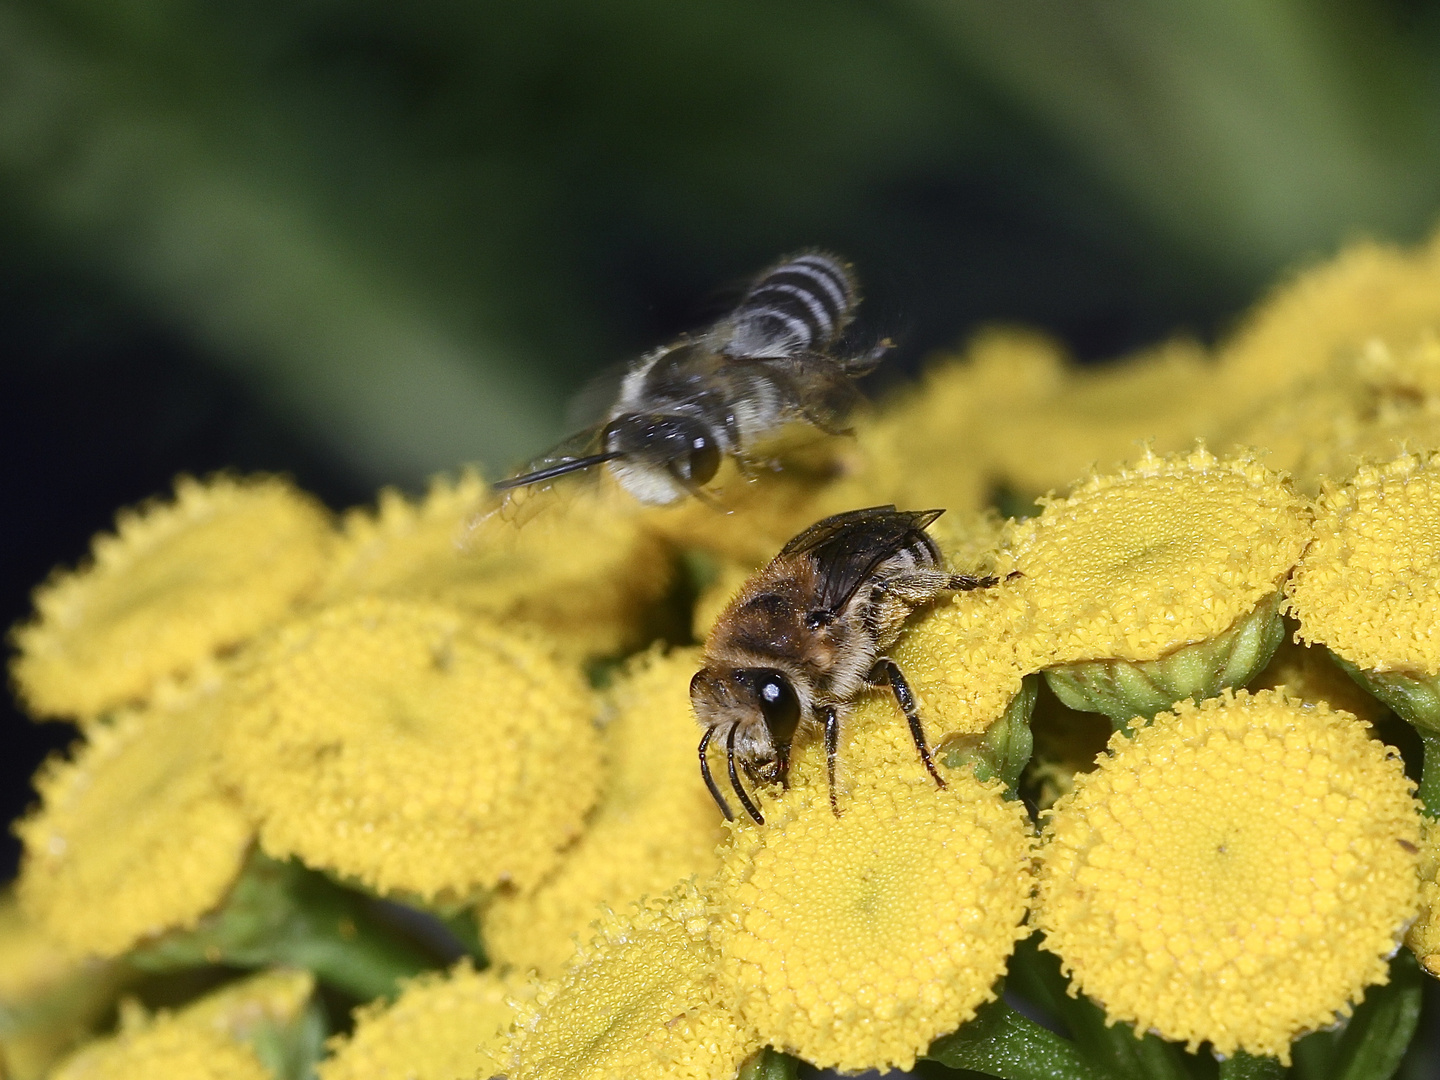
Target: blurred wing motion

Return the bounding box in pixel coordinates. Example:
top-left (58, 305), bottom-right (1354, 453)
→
top-left (491, 251), bottom-right (883, 507)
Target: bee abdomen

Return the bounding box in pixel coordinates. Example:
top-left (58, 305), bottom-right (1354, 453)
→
top-left (723, 252), bottom-right (857, 359)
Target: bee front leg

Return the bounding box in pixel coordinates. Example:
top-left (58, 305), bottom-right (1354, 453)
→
top-left (870, 657), bottom-right (947, 790)
top-left (823, 704), bottom-right (841, 817)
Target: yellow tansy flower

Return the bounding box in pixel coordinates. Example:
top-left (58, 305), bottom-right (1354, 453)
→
top-left (507, 883), bottom-right (760, 1080)
top-left (12, 474), bottom-right (333, 721)
top-left (1406, 816), bottom-right (1440, 977)
top-left (0, 893), bottom-right (129, 1080)
top-left (323, 470), bottom-right (672, 658)
top-left (713, 767), bottom-right (1034, 1073)
top-left (176, 968), bottom-right (316, 1044)
top-left (1009, 446), bottom-right (1310, 722)
top-left (1036, 689), bottom-right (1421, 1063)
top-left (221, 598), bottom-right (600, 899)
top-left (48, 1019), bottom-right (272, 1080)
top-left (15, 683), bottom-right (252, 960)
top-left (1288, 454), bottom-right (1440, 730)
top-left (319, 960), bottom-right (519, 1080)
top-left (1251, 634), bottom-right (1388, 729)
top-left (483, 648), bottom-right (725, 975)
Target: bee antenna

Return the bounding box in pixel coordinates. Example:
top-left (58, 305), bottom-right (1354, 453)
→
top-left (491, 451), bottom-right (625, 491)
top-left (727, 724), bottom-right (765, 825)
top-left (697, 726), bottom-right (734, 822)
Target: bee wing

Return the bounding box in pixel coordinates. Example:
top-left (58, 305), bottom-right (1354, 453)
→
top-left (491, 422), bottom-right (617, 493)
top-left (780, 506), bottom-right (945, 614)
top-left (752, 352), bottom-right (878, 435)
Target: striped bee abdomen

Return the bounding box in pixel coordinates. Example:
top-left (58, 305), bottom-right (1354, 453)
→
top-left (723, 252), bottom-right (858, 359)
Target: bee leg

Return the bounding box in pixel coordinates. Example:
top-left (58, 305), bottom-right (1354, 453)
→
top-left (776, 741), bottom-right (792, 789)
top-left (871, 657), bottom-right (947, 790)
top-left (823, 704), bottom-right (841, 817)
top-left (727, 724), bottom-right (765, 825)
top-left (944, 572), bottom-right (1001, 592)
top-left (698, 726), bottom-right (734, 821)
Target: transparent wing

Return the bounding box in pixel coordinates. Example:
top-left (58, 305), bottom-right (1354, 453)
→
top-left (780, 506), bottom-right (944, 613)
top-left (491, 423), bottom-right (615, 493)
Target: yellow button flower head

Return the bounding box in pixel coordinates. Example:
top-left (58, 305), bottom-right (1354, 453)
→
top-left (1406, 817), bottom-right (1440, 977)
top-left (713, 765), bottom-right (1034, 1073)
top-left (484, 648), bottom-right (726, 975)
top-left (507, 883), bottom-right (760, 1080)
top-left (177, 968), bottom-right (316, 1044)
top-left (1009, 446), bottom-right (1310, 722)
top-left (221, 598), bottom-right (600, 899)
top-left (1036, 689), bottom-right (1421, 1063)
top-left (1218, 229), bottom-right (1440, 401)
top-left (322, 470), bottom-right (671, 658)
top-left (15, 684), bottom-right (252, 960)
top-left (48, 1019), bottom-right (271, 1080)
top-left (11, 474), bottom-right (333, 721)
top-left (319, 960), bottom-right (521, 1080)
top-left (1288, 454), bottom-right (1440, 729)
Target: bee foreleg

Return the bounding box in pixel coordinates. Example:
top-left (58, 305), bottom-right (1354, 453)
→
top-left (698, 726), bottom-right (734, 822)
top-left (727, 723), bottom-right (765, 826)
top-left (871, 657), bottom-right (947, 790)
top-left (823, 704), bottom-right (841, 817)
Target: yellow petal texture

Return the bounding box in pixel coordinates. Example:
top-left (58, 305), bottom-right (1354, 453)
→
top-left (318, 960), bottom-right (518, 1080)
top-left (507, 883), bottom-right (760, 1080)
top-left (1405, 816), bottom-right (1440, 978)
top-left (177, 968), bottom-right (316, 1043)
top-left (48, 1019), bottom-right (271, 1080)
top-left (484, 648), bottom-right (725, 975)
top-left (713, 768), bottom-right (1035, 1073)
top-left (322, 470), bottom-right (672, 658)
top-left (15, 684), bottom-right (252, 959)
top-left (0, 892), bottom-right (128, 1080)
top-left (1036, 689), bottom-right (1422, 1063)
top-left (222, 598), bottom-right (599, 898)
top-left (1008, 446), bottom-right (1311, 667)
top-left (12, 474), bottom-right (333, 720)
top-left (1289, 453), bottom-right (1440, 675)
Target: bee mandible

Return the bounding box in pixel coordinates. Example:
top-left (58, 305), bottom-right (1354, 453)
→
top-left (689, 506), bottom-right (1004, 824)
top-left (492, 252), bottom-right (884, 507)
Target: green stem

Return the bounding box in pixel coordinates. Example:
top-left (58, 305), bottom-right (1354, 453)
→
top-left (1217, 1053), bottom-right (1283, 1080)
top-left (1419, 730), bottom-right (1440, 819)
top-left (927, 996), bottom-right (1125, 1080)
top-left (128, 850), bottom-right (442, 1000)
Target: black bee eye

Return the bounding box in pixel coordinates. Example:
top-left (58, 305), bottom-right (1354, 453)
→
top-left (687, 435), bottom-right (720, 485)
top-left (752, 670), bottom-right (800, 745)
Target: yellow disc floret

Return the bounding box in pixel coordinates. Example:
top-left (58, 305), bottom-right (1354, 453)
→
top-left (48, 1017), bottom-right (271, 1080)
top-left (323, 470), bottom-right (671, 658)
top-left (713, 769), bottom-right (1034, 1073)
top-left (12, 475), bottom-right (333, 721)
top-left (221, 598), bottom-right (600, 899)
top-left (1036, 689), bottom-right (1421, 1063)
top-left (1009, 446), bottom-right (1311, 667)
top-left (1406, 816), bottom-right (1440, 977)
top-left (507, 883), bottom-right (760, 1080)
top-left (319, 960), bottom-right (520, 1080)
top-left (15, 686), bottom-right (252, 960)
top-left (484, 648), bottom-right (726, 975)
top-left (1289, 453), bottom-right (1440, 676)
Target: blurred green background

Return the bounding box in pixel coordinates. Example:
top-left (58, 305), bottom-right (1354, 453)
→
top-left (7, 0), bottom-right (1440, 875)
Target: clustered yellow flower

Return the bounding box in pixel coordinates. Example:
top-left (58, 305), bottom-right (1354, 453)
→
top-left (1036, 690), bottom-right (1420, 1063)
top-left (10, 227), bottom-right (1440, 1078)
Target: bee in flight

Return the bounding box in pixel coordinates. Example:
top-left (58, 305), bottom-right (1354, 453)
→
top-left (690, 506), bottom-right (1005, 824)
top-left (492, 252), bottom-right (883, 507)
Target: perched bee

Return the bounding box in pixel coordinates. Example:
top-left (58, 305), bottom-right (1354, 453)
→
top-left (690, 506), bottom-right (1003, 824)
top-left (492, 252), bottom-right (883, 506)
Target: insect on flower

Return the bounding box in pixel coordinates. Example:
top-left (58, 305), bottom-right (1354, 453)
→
top-left (491, 252), bottom-right (885, 507)
top-left (690, 506), bottom-right (1004, 824)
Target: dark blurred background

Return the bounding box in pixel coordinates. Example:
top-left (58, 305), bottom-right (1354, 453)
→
top-left (8, 0), bottom-right (1440, 878)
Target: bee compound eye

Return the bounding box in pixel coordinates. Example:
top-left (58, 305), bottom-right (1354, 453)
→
top-left (754, 670), bottom-right (800, 745)
top-left (687, 436), bottom-right (721, 485)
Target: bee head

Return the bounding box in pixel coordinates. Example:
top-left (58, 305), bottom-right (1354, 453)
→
top-left (690, 666), bottom-right (801, 762)
top-left (605, 414), bottom-right (721, 487)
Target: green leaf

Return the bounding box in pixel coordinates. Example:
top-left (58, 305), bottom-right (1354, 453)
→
top-left (1292, 951), bottom-right (1423, 1080)
top-left (927, 996), bottom-right (1125, 1080)
top-left (736, 1047), bottom-right (802, 1080)
top-left (1218, 1053), bottom-right (1284, 1080)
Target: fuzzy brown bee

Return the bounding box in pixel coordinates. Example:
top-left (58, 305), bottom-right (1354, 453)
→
top-left (690, 506), bottom-right (1002, 824)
